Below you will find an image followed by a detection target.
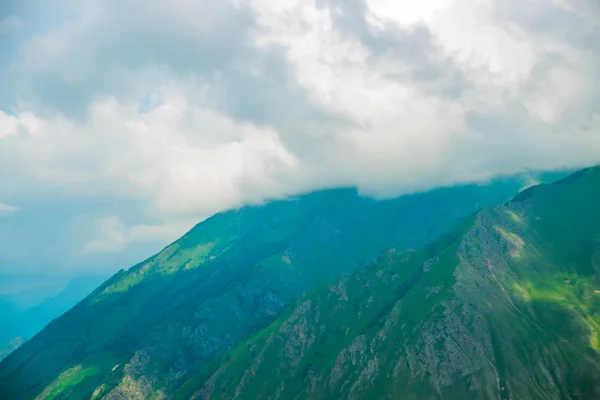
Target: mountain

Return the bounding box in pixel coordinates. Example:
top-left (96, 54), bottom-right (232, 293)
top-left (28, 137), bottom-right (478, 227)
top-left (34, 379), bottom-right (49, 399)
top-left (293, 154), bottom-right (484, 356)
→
top-left (11, 276), bottom-right (108, 339)
top-left (0, 338), bottom-right (25, 363)
top-left (0, 275), bottom-right (107, 361)
top-left (191, 166), bottom-right (600, 400)
top-left (0, 298), bottom-right (20, 339)
top-left (0, 174), bottom-right (552, 400)
top-left (0, 274), bottom-right (70, 309)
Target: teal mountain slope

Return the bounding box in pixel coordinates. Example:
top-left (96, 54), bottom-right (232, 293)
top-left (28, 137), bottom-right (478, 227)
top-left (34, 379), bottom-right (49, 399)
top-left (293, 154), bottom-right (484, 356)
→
top-left (0, 338), bottom-right (25, 364)
top-left (0, 276), bottom-right (108, 343)
top-left (0, 177), bottom-right (545, 400)
top-left (0, 275), bottom-right (107, 362)
top-left (197, 166), bottom-right (600, 400)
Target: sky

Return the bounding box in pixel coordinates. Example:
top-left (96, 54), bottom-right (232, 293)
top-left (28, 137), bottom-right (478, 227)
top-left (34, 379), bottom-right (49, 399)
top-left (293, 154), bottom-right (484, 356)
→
top-left (0, 0), bottom-right (599, 276)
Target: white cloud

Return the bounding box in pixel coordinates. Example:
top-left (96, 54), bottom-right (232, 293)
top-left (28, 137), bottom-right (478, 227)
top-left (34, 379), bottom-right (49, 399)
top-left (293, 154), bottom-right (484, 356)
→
top-left (1, 0), bottom-right (599, 262)
top-left (83, 217), bottom-right (127, 254)
top-left (1, 92), bottom-right (301, 218)
top-left (0, 15), bottom-right (22, 35)
top-left (83, 216), bottom-right (198, 254)
top-left (247, 0), bottom-right (600, 193)
top-left (367, 0), bottom-right (539, 80)
top-left (0, 202), bottom-right (18, 214)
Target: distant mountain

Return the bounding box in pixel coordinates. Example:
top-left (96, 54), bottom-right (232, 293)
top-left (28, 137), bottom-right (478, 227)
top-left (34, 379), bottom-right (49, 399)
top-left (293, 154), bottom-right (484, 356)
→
top-left (195, 166), bottom-right (600, 399)
top-left (0, 171), bottom-right (570, 399)
top-left (0, 338), bottom-right (24, 363)
top-left (0, 275), bottom-right (107, 360)
top-left (0, 274), bottom-right (70, 310)
top-left (15, 276), bottom-right (108, 338)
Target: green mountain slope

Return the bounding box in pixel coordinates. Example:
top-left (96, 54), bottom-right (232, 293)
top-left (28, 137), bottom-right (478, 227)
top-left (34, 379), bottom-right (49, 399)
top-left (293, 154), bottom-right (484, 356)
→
top-left (197, 166), bottom-right (600, 400)
top-left (0, 177), bottom-right (546, 400)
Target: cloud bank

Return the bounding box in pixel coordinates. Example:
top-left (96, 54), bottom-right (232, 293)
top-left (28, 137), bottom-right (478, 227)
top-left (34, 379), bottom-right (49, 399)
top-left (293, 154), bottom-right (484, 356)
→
top-left (1, 0), bottom-right (599, 267)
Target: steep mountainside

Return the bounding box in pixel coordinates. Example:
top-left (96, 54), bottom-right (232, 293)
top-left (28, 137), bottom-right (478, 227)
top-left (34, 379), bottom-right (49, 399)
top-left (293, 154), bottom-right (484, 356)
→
top-left (0, 177), bottom-right (543, 400)
top-left (196, 166), bottom-right (600, 400)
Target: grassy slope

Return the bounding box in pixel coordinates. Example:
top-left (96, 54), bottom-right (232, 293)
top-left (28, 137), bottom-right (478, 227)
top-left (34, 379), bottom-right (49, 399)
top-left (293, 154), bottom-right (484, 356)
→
top-left (198, 166), bottom-right (600, 400)
top-left (0, 179), bottom-right (538, 400)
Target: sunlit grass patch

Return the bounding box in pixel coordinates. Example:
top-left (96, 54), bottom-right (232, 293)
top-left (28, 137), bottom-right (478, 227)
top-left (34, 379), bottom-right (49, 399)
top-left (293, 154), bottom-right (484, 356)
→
top-left (494, 225), bottom-right (525, 258)
top-left (35, 365), bottom-right (101, 400)
top-left (510, 281), bottom-right (531, 302)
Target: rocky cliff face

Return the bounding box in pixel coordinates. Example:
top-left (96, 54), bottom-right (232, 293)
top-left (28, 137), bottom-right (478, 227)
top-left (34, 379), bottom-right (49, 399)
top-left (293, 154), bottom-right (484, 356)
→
top-left (193, 167), bottom-right (600, 400)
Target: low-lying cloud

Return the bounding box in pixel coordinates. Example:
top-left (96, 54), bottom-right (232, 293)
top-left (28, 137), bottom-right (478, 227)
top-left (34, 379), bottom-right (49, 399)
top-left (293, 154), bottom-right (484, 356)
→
top-left (1, 0), bottom-right (599, 269)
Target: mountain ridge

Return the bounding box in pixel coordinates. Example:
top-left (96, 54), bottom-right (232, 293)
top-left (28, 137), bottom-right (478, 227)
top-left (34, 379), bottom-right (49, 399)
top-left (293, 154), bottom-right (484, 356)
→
top-left (191, 165), bottom-right (600, 399)
top-left (0, 171), bottom-right (578, 399)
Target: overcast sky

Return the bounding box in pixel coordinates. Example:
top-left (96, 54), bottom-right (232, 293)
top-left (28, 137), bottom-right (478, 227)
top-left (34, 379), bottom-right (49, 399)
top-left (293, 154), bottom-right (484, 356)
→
top-left (1, 0), bottom-right (599, 275)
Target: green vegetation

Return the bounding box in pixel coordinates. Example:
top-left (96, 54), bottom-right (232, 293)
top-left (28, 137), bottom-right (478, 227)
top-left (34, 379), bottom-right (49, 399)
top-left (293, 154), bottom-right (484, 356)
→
top-left (0, 171), bottom-right (573, 399)
top-left (195, 166), bottom-right (600, 399)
